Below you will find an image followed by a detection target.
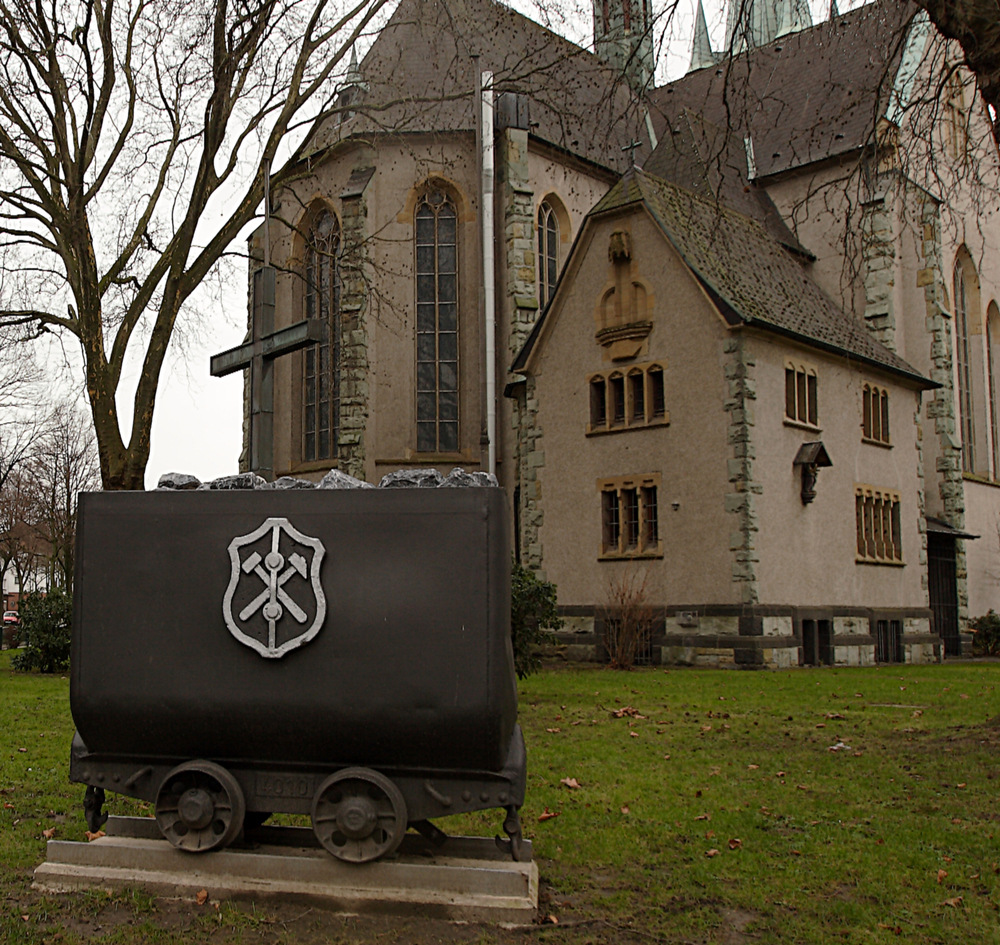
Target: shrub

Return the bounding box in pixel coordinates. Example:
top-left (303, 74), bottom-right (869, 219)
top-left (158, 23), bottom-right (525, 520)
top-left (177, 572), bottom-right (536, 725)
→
top-left (12, 588), bottom-right (73, 673)
top-left (604, 568), bottom-right (656, 670)
top-left (511, 559), bottom-right (563, 679)
top-left (969, 609), bottom-right (1000, 656)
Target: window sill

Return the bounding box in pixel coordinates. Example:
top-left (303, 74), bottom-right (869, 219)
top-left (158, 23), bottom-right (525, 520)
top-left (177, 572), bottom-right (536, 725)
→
top-left (962, 472), bottom-right (1000, 488)
top-left (599, 545), bottom-right (664, 561)
top-left (862, 437), bottom-right (892, 449)
top-left (587, 415), bottom-right (670, 436)
top-left (287, 459), bottom-right (339, 476)
top-left (855, 557), bottom-right (905, 567)
top-left (784, 418), bottom-right (821, 433)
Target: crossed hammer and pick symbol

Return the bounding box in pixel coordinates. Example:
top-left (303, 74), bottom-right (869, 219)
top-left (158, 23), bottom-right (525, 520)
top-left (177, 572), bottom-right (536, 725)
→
top-left (238, 524), bottom-right (309, 650)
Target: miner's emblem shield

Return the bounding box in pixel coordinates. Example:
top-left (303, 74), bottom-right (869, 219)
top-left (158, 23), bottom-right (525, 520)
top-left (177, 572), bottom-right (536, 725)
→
top-left (223, 517), bottom-right (326, 658)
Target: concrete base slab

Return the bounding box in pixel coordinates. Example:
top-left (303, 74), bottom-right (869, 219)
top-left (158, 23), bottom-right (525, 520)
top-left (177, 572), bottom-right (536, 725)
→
top-left (34, 817), bottom-right (538, 924)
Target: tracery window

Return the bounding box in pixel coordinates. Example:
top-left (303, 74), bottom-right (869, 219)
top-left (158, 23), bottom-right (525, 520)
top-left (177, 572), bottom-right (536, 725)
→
top-left (537, 201), bottom-right (559, 308)
top-left (855, 485), bottom-right (903, 564)
top-left (943, 71), bottom-right (968, 160)
top-left (588, 363), bottom-right (667, 433)
top-left (303, 211), bottom-right (340, 462)
top-left (988, 302), bottom-right (1000, 478)
top-left (954, 259), bottom-right (976, 472)
top-left (416, 189), bottom-right (459, 453)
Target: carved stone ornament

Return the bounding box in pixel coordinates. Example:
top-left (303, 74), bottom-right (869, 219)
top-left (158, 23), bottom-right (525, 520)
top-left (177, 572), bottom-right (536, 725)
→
top-left (223, 517), bottom-right (326, 658)
top-left (608, 230), bottom-right (632, 261)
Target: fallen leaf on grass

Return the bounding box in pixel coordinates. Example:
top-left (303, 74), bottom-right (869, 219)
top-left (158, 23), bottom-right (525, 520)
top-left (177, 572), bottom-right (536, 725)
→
top-left (828, 741), bottom-right (852, 752)
top-left (84, 830), bottom-right (105, 841)
top-left (42, 828), bottom-right (55, 840)
top-left (942, 897), bottom-right (964, 908)
top-left (695, 813), bottom-right (711, 821)
top-left (877, 923), bottom-right (902, 935)
top-left (560, 777), bottom-right (581, 790)
top-left (21, 915), bottom-right (29, 922)
top-left (196, 889), bottom-right (209, 906)
top-left (728, 838), bottom-right (743, 850)
top-left (776, 770), bottom-right (786, 777)
top-left (957, 783), bottom-right (967, 789)
top-left (538, 808), bottom-right (560, 822)
top-left (790, 849), bottom-right (802, 856)
top-left (700, 724), bottom-right (712, 733)
top-left (546, 727), bottom-right (561, 734)
top-left (611, 706), bottom-right (646, 719)
top-left (3, 802), bottom-right (14, 809)
top-left (17, 748), bottom-right (26, 753)
top-left (629, 731), bottom-right (639, 738)
top-left (952, 818), bottom-right (962, 825)
top-left (959, 694), bottom-right (969, 700)
top-left (937, 869), bottom-right (948, 884)
top-left (705, 848), bottom-right (720, 857)
top-left (543, 914), bottom-right (559, 925)
top-left (796, 784), bottom-right (809, 791)
top-left (747, 764), bottom-right (760, 770)
top-left (705, 830), bottom-right (715, 839)
top-left (620, 805), bottom-right (630, 815)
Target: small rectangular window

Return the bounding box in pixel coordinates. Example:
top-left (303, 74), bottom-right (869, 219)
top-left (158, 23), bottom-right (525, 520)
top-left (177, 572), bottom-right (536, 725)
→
top-left (641, 485), bottom-right (658, 549)
top-left (598, 476), bottom-right (661, 559)
top-left (649, 366), bottom-right (665, 418)
top-left (590, 377), bottom-right (607, 428)
top-left (602, 489), bottom-right (620, 553)
top-left (863, 384), bottom-right (890, 444)
top-left (622, 488), bottom-right (639, 549)
top-left (610, 375), bottom-right (625, 425)
top-left (856, 486), bottom-right (903, 564)
top-left (629, 372), bottom-right (645, 423)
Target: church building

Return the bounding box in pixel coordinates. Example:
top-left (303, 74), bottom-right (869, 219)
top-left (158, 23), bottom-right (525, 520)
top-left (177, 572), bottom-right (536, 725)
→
top-left (242, 0), bottom-right (1000, 667)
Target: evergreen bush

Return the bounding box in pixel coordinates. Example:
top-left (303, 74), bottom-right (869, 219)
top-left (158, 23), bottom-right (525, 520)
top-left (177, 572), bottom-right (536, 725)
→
top-left (511, 559), bottom-right (562, 679)
top-left (969, 609), bottom-right (1000, 656)
top-left (12, 588), bottom-right (73, 674)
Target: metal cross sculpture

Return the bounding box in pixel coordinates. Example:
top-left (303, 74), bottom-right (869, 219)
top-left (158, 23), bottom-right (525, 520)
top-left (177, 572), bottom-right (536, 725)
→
top-left (210, 266), bottom-right (324, 481)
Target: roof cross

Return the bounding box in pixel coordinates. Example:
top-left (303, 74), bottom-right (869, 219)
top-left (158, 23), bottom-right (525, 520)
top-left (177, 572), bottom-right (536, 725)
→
top-left (622, 139), bottom-right (642, 166)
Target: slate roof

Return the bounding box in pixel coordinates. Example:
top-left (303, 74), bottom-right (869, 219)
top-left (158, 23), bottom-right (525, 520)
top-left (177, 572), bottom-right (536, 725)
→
top-left (649, 1), bottom-right (919, 178)
top-left (642, 108), bottom-right (812, 257)
top-left (515, 167), bottom-right (932, 387)
top-left (307, 0), bottom-right (651, 174)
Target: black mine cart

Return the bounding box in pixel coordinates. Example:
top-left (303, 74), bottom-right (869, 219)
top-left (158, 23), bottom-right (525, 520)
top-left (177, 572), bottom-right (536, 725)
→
top-left (69, 486), bottom-right (527, 862)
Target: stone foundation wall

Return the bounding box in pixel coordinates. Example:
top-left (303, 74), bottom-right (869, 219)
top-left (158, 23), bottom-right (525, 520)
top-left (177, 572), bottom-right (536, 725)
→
top-left (546, 608), bottom-right (941, 668)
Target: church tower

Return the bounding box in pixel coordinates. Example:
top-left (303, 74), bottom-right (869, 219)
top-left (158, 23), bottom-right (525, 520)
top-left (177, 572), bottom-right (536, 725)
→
top-left (593, 0), bottom-right (656, 89)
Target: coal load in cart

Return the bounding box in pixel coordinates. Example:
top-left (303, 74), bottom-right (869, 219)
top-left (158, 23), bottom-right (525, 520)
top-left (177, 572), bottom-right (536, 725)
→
top-left (70, 482), bottom-right (527, 862)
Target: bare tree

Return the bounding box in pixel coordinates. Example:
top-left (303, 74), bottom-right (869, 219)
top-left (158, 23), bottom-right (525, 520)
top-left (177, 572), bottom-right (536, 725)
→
top-left (912, 0), bottom-right (1000, 145)
top-left (0, 466), bottom-right (43, 600)
top-left (28, 404), bottom-right (100, 594)
top-left (0, 0), bottom-right (392, 489)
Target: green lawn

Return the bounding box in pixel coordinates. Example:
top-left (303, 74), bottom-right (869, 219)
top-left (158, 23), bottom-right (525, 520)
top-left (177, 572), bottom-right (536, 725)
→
top-left (3, 650), bottom-right (999, 943)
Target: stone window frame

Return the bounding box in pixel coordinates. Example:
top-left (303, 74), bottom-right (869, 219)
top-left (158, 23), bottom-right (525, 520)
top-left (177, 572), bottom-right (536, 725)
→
top-left (784, 360), bottom-right (818, 429)
top-left (854, 484), bottom-right (903, 565)
top-left (415, 185), bottom-right (460, 454)
top-left (587, 361), bottom-right (668, 435)
top-left (301, 206), bottom-right (342, 464)
top-left (598, 473), bottom-right (662, 560)
top-left (862, 382), bottom-right (891, 446)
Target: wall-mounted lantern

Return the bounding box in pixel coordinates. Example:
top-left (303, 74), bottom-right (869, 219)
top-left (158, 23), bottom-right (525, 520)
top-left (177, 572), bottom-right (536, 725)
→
top-left (793, 442), bottom-right (832, 505)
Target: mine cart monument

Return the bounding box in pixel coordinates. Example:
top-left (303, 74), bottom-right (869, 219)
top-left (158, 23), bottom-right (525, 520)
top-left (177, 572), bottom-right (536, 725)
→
top-left (34, 459), bottom-right (538, 921)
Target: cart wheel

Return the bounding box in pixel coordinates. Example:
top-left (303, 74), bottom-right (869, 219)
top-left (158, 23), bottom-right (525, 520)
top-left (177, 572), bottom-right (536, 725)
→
top-left (311, 767), bottom-right (407, 862)
top-left (154, 760), bottom-right (245, 853)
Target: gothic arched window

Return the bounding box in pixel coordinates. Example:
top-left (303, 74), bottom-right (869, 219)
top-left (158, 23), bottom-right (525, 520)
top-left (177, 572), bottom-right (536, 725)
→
top-left (988, 301), bottom-right (1000, 478)
top-left (954, 258), bottom-right (976, 473)
top-left (303, 210), bottom-right (340, 462)
top-left (416, 189), bottom-right (459, 453)
top-left (537, 200), bottom-right (558, 308)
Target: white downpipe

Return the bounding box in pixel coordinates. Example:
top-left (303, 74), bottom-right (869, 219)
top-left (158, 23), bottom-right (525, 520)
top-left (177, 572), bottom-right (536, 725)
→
top-left (481, 70), bottom-right (496, 477)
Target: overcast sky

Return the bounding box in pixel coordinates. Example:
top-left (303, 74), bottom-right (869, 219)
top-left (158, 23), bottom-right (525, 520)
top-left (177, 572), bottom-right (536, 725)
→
top-left (139, 0), bottom-right (858, 489)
